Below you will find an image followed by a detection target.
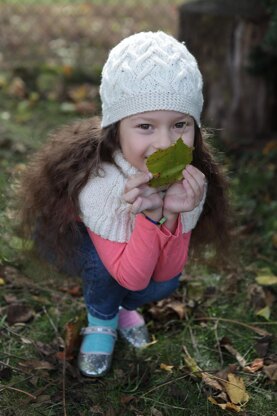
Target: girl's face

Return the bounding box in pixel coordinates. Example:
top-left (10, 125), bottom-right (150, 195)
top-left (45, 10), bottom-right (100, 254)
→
top-left (119, 110), bottom-right (195, 172)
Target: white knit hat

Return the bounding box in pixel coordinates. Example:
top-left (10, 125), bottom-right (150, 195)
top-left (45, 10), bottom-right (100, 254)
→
top-left (100, 31), bottom-right (203, 128)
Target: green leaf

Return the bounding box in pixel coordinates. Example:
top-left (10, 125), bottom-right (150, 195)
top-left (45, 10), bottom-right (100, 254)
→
top-left (146, 138), bottom-right (193, 188)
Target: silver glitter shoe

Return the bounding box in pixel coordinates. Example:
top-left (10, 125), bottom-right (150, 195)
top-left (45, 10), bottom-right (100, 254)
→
top-left (78, 326), bottom-right (117, 377)
top-left (119, 324), bottom-right (150, 348)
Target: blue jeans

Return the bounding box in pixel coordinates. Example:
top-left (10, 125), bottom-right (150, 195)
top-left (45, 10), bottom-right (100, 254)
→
top-left (38, 223), bottom-right (180, 320)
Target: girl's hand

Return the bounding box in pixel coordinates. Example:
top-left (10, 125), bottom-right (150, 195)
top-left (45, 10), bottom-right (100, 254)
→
top-left (123, 172), bottom-right (164, 219)
top-left (163, 165), bottom-right (206, 216)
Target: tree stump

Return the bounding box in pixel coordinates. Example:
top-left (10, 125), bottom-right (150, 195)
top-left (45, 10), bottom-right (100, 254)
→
top-left (178, 0), bottom-right (273, 141)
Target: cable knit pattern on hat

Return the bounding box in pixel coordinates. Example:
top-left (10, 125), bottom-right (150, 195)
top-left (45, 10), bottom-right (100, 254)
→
top-left (100, 31), bottom-right (203, 128)
top-left (79, 152), bottom-right (207, 242)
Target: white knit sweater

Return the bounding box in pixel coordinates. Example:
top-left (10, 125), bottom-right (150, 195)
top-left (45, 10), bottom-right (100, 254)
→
top-left (79, 152), bottom-right (206, 243)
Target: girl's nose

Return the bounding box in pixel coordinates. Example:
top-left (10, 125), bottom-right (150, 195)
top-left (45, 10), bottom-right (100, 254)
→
top-left (155, 130), bottom-right (172, 150)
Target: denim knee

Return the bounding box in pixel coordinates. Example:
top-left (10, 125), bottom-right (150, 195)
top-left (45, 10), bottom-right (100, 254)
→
top-left (122, 274), bottom-right (181, 310)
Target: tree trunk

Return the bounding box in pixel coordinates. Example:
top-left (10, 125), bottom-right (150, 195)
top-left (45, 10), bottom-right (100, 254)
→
top-left (178, 0), bottom-right (272, 141)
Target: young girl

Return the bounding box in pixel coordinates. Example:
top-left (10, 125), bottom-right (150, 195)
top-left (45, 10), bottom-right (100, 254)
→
top-left (19, 31), bottom-right (229, 377)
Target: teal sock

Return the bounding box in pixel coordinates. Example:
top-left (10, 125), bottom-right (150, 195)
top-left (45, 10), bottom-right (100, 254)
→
top-left (81, 313), bottom-right (118, 354)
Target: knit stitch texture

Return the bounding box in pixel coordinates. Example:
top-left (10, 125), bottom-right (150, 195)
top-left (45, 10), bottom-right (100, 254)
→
top-left (100, 31), bottom-right (203, 128)
top-left (79, 152), bottom-right (206, 242)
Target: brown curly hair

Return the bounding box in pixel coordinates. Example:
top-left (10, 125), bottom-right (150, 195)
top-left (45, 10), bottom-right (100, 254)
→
top-left (18, 116), bottom-right (230, 260)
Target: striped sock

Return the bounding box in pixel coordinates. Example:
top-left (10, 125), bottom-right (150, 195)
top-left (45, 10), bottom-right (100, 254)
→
top-left (81, 313), bottom-right (118, 354)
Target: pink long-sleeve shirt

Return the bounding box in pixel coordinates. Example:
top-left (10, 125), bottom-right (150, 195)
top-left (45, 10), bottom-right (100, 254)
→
top-left (87, 213), bottom-right (191, 291)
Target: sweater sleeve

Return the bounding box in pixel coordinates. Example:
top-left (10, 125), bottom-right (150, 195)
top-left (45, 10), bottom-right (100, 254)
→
top-left (152, 216), bottom-right (191, 282)
top-left (87, 214), bottom-right (186, 291)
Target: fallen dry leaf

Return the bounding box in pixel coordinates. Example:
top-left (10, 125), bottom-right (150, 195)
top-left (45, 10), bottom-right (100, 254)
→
top-left (183, 345), bottom-right (250, 412)
top-left (225, 373), bottom-right (249, 405)
top-left (244, 358), bottom-right (264, 373)
top-left (6, 303), bottom-right (35, 325)
top-left (255, 336), bottom-right (272, 357)
top-left (59, 284), bottom-right (82, 297)
top-left (148, 297), bottom-right (187, 321)
top-left (120, 395), bottom-right (136, 405)
top-left (248, 284), bottom-right (267, 311)
top-left (256, 274), bottom-right (277, 286)
top-left (208, 396), bottom-right (242, 412)
top-left (263, 363), bottom-right (277, 381)
top-left (182, 345), bottom-right (202, 377)
top-left (19, 359), bottom-right (55, 371)
top-left (160, 363), bottom-right (174, 372)
top-left (256, 305), bottom-right (271, 320)
top-left (34, 340), bottom-right (58, 357)
top-left (4, 294), bottom-right (18, 304)
top-left (56, 313), bottom-right (86, 361)
top-left (166, 301), bottom-right (186, 319)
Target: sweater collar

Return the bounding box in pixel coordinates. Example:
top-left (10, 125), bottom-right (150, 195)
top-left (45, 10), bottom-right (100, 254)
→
top-left (113, 150), bottom-right (140, 177)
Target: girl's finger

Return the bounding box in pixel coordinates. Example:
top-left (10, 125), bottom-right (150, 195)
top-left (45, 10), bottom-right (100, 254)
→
top-left (183, 165), bottom-right (206, 189)
top-left (132, 197), bottom-right (154, 214)
top-left (131, 197), bottom-right (143, 214)
top-left (183, 171), bottom-right (203, 202)
top-left (125, 172), bottom-right (152, 193)
top-left (123, 187), bottom-right (141, 204)
top-left (182, 178), bottom-right (199, 206)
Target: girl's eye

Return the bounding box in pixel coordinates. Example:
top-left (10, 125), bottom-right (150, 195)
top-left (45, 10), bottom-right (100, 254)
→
top-left (138, 124), bottom-right (151, 130)
top-left (175, 121), bottom-right (188, 129)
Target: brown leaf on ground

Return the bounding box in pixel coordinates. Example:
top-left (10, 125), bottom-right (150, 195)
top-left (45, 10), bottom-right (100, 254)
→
top-left (4, 294), bottom-right (18, 304)
top-left (264, 353), bottom-right (277, 364)
top-left (201, 372), bottom-right (228, 400)
top-left (248, 284), bottom-right (275, 319)
top-left (56, 313), bottom-right (86, 361)
top-left (255, 335), bottom-right (273, 357)
top-left (183, 345), bottom-right (250, 411)
top-left (148, 297), bottom-right (187, 321)
top-left (120, 395), bottom-right (136, 405)
top-left (166, 301), bottom-right (187, 319)
top-left (263, 363), bottom-right (277, 381)
top-left (208, 396), bottom-right (242, 412)
top-left (160, 363), bottom-right (174, 372)
top-left (244, 358), bottom-right (264, 373)
top-left (34, 340), bottom-right (59, 357)
top-left (6, 303), bottom-right (35, 325)
top-left (59, 284), bottom-right (82, 297)
top-left (248, 284), bottom-right (267, 311)
top-left (225, 373), bottom-right (249, 404)
top-left (19, 359), bottom-right (55, 371)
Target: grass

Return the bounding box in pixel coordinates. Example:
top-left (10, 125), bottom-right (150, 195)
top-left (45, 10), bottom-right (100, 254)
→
top-left (0, 1), bottom-right (277, 415)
